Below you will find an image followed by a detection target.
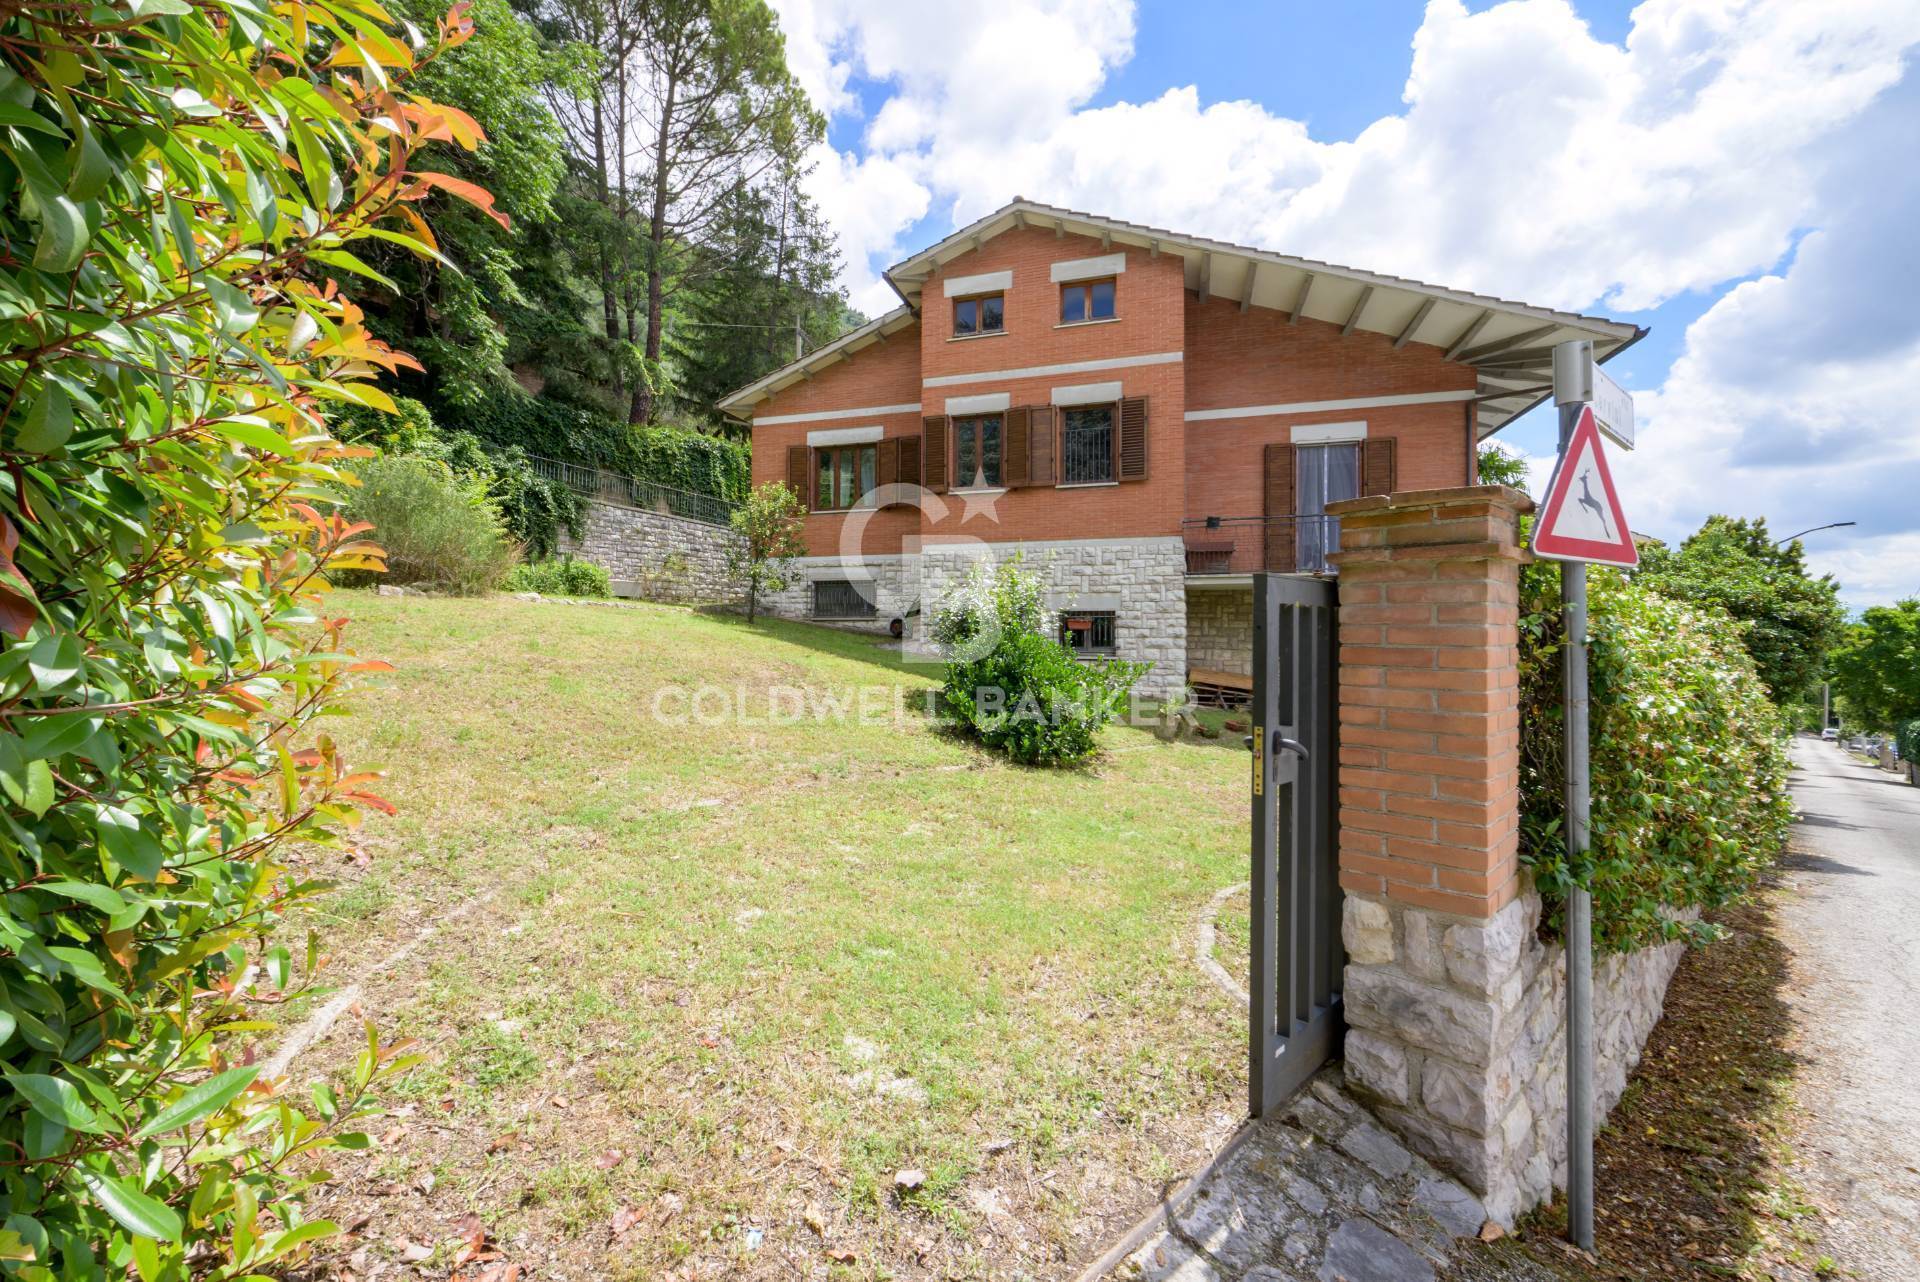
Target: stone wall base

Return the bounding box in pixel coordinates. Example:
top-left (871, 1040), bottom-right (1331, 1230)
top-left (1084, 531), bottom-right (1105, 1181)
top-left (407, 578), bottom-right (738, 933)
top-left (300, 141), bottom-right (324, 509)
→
top-left (558, 501), bottom-right (742, 604)
top-left (1340, 890), bottom-right (1689, 1224)
top-left (1185, 586), bottom-right (1253, 677)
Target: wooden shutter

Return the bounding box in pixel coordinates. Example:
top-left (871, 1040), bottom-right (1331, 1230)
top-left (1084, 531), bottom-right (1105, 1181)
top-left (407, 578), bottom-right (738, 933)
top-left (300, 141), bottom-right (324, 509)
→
top-left (922, 416), bottom-right (948, 493)
top-left (897, 436), bottom-right (921, 489)
top-left (876, 437), bottom-right (899, 491)
top-left (1028, 406), bottom-right (1056, 485)
top-left (1361, 436), bottom-right (1398, 496)
top-left (786, 444), bottom-right (811, 507)
top-left (1117, 397), bottom-right (1148, 480)
top-left (1004, 408), bottom-right (1032, 487)
top-left (1263, 442), bottom-right (1296, 572)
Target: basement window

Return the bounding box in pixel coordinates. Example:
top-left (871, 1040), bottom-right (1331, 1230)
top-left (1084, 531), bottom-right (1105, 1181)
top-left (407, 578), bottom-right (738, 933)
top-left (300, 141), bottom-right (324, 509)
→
top-left (1059, 610), bottom-right (1117, 656)
top-left (812, 579), bottom-right (877, 620)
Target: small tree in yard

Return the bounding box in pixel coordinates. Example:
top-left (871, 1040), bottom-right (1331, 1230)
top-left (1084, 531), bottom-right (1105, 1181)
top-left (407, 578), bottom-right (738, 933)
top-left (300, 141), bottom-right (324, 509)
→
top-left (728, 482), bottom-right (807, 622)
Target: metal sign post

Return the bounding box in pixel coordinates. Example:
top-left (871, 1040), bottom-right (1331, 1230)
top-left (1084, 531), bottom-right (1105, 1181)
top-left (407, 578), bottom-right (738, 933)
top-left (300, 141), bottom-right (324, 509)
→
top-left (1536, 337), bottom-right (1639, 1253)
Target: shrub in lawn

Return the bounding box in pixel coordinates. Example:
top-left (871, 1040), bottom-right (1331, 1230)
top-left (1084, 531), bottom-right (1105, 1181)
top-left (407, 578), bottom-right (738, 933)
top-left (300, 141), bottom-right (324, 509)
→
top-left (727, 481), bottom-right (807, 622)
top-left (342, 455), bottom-right (519, 594)
top-left (0, 0), bottom-right (476, 1267)
top-left (506, 557), bottom-right (613, 597)
top-left (931, 559), bottom-right (1148, 766)
top-left (1519, 564), bottom-right (1793, 953)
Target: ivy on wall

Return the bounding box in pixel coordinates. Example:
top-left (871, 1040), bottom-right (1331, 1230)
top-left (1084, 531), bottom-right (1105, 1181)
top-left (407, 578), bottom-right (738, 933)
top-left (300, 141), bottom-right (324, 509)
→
top-left (434, 395), bottom-right (750, 501)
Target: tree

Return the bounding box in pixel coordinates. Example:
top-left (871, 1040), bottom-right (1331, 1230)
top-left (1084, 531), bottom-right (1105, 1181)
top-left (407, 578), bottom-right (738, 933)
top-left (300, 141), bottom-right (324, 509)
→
top-left (727, 482), bottom-right (806, 621)
top-left (1828, 599), bottom-right (1920, 731)
top-left (619, 0), bottom-right (824, 423)
top-left (1477, 442), bottom-right (1531, 491)
top-left (1633, 515), bottom-right (1846, 702)
top-left (0, 0), bottom-right (473, 1266)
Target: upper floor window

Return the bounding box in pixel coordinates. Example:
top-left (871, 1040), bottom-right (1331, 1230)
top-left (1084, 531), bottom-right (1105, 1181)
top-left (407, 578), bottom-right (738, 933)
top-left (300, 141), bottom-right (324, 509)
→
top-left (1060, 278), bottom-right (1116, 324)
top-left (1061, 405), bottom-right (1115, 484)
top-left (952, 414), bottom-right (1002, 488)
top-left (953, 292), bottom-right (1004, 337)
top-left (815, 443), bottom-right (876, 511)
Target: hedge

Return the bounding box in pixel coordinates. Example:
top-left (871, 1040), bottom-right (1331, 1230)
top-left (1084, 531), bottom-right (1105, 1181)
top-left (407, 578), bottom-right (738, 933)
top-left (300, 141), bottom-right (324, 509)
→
top-left (1898, 718), bottom-right (1920, 767)
top-left (432, 394), bottom-right (750, 502)
top-left (1519, 564), bottom-right (1794, 953)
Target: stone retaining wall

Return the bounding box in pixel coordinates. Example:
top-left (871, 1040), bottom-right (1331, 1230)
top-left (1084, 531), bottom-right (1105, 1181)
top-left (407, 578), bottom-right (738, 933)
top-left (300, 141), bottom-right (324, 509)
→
top-left (1186, 586), bottom-right (1253, 677)
top-left (1340, 891), bottom-right (1689, 1224)
top-left (558, 500), bottom-right (742, 605)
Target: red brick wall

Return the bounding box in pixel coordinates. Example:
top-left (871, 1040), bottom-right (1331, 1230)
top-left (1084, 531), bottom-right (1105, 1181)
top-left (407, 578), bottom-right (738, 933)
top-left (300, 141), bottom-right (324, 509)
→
top-left (1329, 487), bottom-right (1530, 919)
top-left (917, 226), bottom-right (1189, 543)
top-left (743, 232), bottom-right (1490, 556)
top-left (748, 322), bottom-right (924, 558)
top-left (1182, 299), bottom-right (1478, 522)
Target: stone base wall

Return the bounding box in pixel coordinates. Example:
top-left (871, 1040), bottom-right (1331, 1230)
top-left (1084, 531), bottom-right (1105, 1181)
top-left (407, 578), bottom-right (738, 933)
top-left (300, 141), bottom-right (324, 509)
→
top-left (913, 537), bottom-right (1189, 700)
top-left (1340, 890), bottom-right (1688, 1225)
top-left (756, 554), bottom-right (915, 636)
top-left (1185, 587), bottom-right (1253, 676)
top-left (559, 500), bottom-right (742, 604)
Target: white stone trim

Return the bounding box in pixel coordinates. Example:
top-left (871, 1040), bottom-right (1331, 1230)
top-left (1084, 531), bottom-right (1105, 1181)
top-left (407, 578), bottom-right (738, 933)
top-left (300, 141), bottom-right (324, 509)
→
top-left (919, 534), bottom-right (1186, 553)
top-left (1050, 252), bottom-right (1126, 283)
top-left (945, 391), bottom-right (1010, 415)
top-left (943, 269), bottom-right (1012, 298)
top-left (1051, 380), bottom-right (1122, 406)
top-left (924, 350), bottom-right (1182, 389)
top-left (1184, 389), bottom-right (1476, 422)
top-left (1050, 591), bottom-right (1123, 611)
top-left (1291, 420), bottom-right (1368, 444)
top-left (805, 425), bottom-right (884, 446)
top-left (754, 402), bottom-right (921, 426)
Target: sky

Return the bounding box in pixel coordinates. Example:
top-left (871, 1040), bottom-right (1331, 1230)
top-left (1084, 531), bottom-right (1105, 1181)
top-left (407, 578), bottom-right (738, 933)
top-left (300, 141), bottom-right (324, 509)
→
top-left (764, 0), bottom-right (1920, 608)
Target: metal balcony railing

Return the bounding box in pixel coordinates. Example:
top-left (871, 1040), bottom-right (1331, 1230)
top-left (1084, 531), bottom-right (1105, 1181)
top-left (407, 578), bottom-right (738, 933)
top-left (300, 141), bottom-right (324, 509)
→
top-left (1182, 514), bottom-right (1344, 576)
top-left (527, 454), bottom-right (738, 527)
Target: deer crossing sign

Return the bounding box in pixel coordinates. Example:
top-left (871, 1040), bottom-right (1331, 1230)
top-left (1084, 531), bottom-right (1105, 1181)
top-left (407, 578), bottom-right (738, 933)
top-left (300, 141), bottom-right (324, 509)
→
top-left (1530, 406), bottom-right (1638, 568)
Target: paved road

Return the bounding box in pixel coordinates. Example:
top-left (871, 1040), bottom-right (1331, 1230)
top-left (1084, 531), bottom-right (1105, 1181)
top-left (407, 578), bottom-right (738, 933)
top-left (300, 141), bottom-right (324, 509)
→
top-left (1776, 739), bottom-right (1920, 1279)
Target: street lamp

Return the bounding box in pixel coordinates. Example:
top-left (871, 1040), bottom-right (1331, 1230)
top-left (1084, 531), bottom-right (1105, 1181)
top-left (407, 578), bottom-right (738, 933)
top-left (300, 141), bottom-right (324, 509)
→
top-left (1775, 520), bottom-right (1856, 546)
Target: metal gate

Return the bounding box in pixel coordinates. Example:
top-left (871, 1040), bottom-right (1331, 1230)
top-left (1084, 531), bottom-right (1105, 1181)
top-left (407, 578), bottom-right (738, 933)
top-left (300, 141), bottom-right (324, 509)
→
top-left (1248, 573), bottom-right (1343, 1116)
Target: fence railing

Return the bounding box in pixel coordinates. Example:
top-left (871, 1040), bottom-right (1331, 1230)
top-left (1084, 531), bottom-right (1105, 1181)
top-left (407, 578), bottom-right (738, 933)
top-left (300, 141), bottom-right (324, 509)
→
top-left (1183, 514), bottom-right (1343, 576)
top-left (527, 453), bottom-right (738, 527)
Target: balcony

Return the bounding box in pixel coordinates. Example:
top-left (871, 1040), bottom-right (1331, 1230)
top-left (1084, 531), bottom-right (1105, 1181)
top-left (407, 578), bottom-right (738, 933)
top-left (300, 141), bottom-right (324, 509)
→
top-left (1183, 515), bottom-right (1343, 577)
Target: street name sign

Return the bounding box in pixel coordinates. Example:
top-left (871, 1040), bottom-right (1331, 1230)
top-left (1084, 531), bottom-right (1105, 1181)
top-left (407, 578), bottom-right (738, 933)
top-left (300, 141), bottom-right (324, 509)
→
top-left (1551, 343), bottom-right (1636, 450)
top-left (1589, 361), bottom-right (1635, 450)
top-left (1532, 406), bottom-right (1638, 568)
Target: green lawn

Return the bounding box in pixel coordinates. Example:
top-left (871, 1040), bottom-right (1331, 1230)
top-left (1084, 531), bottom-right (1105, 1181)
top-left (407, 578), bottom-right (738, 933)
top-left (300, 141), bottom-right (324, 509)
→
top-left (287, 592), bottom-right (1251, 1279)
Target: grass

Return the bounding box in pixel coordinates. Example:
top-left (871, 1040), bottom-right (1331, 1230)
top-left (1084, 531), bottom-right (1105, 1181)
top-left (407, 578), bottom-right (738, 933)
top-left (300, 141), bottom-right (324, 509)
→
top-left (283, 592), bottom-right (1250, 1279)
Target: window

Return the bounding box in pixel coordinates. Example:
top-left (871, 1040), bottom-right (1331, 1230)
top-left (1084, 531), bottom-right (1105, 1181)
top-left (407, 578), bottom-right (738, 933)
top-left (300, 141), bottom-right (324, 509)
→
top-left (1059, 611), bottom-right (1117, 655)
top-left (1295, 443), bottom-right (1361, 573)
top-left (814, 444), bottom-right (876, 511)
top-left (953, 292), bottom-right (1004, 337)
top-left (952, 415), bottom-right (1002, 488)
top-left (1060, 278), bottom-right (1116, 324)
top-left (812, 579), bottom-right (877, 619)
top-left (1061, 405), bottom-right (1114, 484)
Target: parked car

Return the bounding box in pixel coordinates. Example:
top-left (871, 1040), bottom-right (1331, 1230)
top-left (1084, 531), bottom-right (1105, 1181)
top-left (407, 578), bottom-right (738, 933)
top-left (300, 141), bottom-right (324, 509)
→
top-left (1821, 727), bottom-right (1839, 741)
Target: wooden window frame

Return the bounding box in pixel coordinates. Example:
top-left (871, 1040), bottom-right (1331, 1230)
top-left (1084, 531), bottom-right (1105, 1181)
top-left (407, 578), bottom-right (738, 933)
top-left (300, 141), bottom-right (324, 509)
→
top-left (1059, 277), bottom-right (1117, 325)
top-left (951, 413), bottom-right (1005, 490)
top-left (812, 443), bottom-right (877, 512)
top-left (951, 291), bottom-right (1005, 338)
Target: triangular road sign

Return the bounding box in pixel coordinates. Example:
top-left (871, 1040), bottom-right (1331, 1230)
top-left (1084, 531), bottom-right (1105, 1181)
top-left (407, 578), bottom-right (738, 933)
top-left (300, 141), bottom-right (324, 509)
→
top-left (1532, 406), bottom-right (1638, 567)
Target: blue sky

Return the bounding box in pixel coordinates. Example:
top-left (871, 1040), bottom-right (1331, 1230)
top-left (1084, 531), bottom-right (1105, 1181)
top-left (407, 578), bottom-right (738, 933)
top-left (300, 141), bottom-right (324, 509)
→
top-left (774, 0), bottom-right (1920, 604)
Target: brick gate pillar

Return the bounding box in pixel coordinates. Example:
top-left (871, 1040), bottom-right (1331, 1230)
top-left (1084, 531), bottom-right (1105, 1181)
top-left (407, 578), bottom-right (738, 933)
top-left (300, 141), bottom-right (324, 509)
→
top-left (1323, 484), bottom-right (1548, 1223)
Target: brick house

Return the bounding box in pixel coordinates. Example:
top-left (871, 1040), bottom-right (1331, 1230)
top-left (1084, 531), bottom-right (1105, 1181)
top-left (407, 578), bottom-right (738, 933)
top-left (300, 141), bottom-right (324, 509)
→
top-left (717, 200), bottom-right (1641, 699)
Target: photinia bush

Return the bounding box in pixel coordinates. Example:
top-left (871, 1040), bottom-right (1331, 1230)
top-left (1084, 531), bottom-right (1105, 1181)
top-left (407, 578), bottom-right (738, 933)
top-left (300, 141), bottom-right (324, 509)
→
top-left (0, 0), bottom-right (495, 1271)
top-left (1519, 563), bottom-right (1794, 953)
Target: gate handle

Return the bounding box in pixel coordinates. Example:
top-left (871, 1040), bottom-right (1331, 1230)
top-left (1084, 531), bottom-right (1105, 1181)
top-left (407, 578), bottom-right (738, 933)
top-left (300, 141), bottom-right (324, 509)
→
top-left (1243, 734), bottom-right (1310, 760)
